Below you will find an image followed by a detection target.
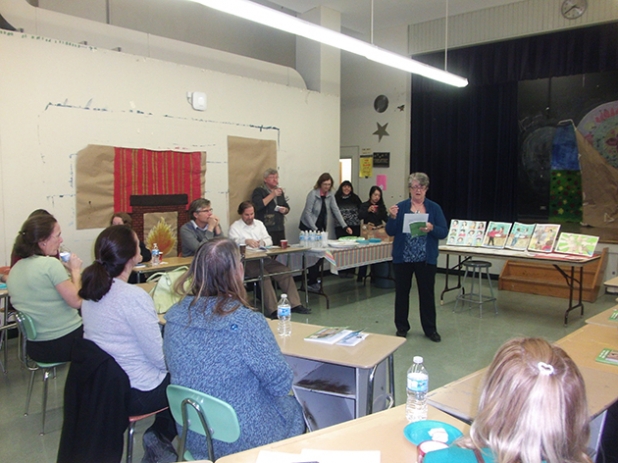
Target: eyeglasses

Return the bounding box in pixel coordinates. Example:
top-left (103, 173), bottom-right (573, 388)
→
top-left (409, 185), bottom-right (426, 190)
top-left (197, 208), bottom-right (213, 213)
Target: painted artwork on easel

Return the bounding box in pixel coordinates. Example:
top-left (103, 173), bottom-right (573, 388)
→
top-left (528, 224), bottom-right (561, 253)
top-left (482, 222), bottom-right (512, 249)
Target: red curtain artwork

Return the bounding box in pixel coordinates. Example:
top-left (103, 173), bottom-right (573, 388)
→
top-left (113, 148), bottom-right (203, 213)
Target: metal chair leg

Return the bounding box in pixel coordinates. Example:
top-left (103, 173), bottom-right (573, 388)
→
top-left (41, 368), bottom-right (52, 435)
top-left (126, 421), bottom-right (136, 463)
top-left (25, 369), bottom-right (36, 416)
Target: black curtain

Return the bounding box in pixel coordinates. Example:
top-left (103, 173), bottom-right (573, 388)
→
top-left (411, 21), bottom-right (618, 223)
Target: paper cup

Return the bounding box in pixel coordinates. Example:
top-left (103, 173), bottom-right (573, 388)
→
top-left (280, 239), bottom-right (288, 249)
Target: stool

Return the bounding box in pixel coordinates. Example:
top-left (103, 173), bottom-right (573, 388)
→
top-left (126, 407), bottom-right (169, 463)
top-left (453, 260), bottom-right (497, 317)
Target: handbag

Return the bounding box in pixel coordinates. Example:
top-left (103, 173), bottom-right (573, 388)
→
top-left (473, 448), bottom-right (485, 463)
top-left (146, 266), bottom-right (189, 314)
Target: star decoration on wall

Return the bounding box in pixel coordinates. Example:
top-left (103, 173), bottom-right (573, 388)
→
top-left (373, 122), bottom-right (389, 142)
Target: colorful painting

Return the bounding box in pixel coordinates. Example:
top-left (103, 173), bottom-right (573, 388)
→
top-left (554, 232), bottom-right (599, 257)
top-left (528, 224), bottom-right (561, 253)
top-left (482, 222), bottom-right (512, 249)
top-left (505, 222), bottom-right (535, 251)
top-left (446, 220), bottom-right (486, 247)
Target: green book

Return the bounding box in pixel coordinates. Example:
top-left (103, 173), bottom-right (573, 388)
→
top-left (305, 326), bottom-right (349, 344)
top-left (609, 310), bottom-right (618, 321)
top-left (596, 348), bottom-right (618, 366)
top-left (409, 222), bottom-right (427, 238)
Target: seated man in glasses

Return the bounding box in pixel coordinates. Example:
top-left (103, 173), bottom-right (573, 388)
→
top-left (180, 198), bottom-right (223, 257)
top-left (229, 201), bottom-right (310, 319)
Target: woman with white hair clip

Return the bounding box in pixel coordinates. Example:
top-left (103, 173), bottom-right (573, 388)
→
top-left (425, 337), bottom-right (592, 463)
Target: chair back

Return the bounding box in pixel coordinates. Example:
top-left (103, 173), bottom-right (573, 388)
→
top-left (15, 311), bottom-right (37, 341)
top-left (166, 384), bottom-right (240, 461)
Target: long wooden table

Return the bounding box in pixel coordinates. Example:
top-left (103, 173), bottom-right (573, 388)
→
top-left (269, 320), bottom-right (405, 430)
top-left (133, 256), bottom-right (193, 282)
top-left (439, 245), bottom-right (601, 324)
top-left (215, 404), bottom-right (469, 463)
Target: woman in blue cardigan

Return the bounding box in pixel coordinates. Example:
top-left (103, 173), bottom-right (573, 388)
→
top-left (164, 238), bottom-right (304, 459)
top-left (385, 173), bottom-right (447, 341)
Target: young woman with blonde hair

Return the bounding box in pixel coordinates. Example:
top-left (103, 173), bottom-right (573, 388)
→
top-left (425, 337), bottom-right (591, 463)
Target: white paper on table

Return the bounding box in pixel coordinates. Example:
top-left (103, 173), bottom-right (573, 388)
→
top-left (254, 450), bottom-right (306, 463)
top-left (301, 449), bottom-right (381, 463)
top-left (403, 213), bottom-right (428, 233)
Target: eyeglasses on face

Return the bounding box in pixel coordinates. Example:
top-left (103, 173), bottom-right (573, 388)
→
top-left (409, 185), bottom-right (426, 190)
top-left (197, 208), bottom-right (213, 213)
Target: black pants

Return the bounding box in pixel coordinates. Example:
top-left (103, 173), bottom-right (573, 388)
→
top-left (27, 325), bottom-right (84, 363)
top-left (130, 373), bottom-right (177, 442)
top-left (393, 262), bottom-right (437, 335)
top-left (269, 230), bottom-right (286, 246)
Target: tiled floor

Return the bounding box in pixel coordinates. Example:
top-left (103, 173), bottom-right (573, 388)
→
top-left (1, 272), bottom-right (615, 462)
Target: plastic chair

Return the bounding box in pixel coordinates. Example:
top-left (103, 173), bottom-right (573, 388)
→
top-left (166, 385), bottom-right (240, 462)
top-left (15, 311), bottom-right (68, 435)
top-left (126, 407), bottom-right (169, 463)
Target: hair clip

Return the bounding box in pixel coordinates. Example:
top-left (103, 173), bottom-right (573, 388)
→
top-left (537, 362), bottom-right (555, 376)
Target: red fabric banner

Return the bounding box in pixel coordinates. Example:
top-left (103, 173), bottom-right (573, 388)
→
top-left (113, 148), bottom-right (203, 212)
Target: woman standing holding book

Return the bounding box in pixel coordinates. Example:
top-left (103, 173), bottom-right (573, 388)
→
top-left (385, 173), bottom-right (447, 342)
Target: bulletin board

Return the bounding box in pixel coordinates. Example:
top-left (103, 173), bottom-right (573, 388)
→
top-left (227, 136), bottom-right (277, 223)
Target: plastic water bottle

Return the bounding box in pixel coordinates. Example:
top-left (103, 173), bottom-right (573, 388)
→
top-left (321, 231), bottom-right (328, 248)
top-left (406, 356), bottom-right (428, 422)
top-left (299, 231), bottom-right (307, 248)
top-left (277, 294), bottom-right (291, 337)
top-left (151, 243), bottom-right (161, 265)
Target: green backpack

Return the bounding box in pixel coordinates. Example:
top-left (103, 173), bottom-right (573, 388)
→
top-left (147, 266), bottom-right (189, 314)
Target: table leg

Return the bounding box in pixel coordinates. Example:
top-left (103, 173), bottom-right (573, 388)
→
top-left (553, 264), bottom-right (584, 325)
top-left (440, 255), bottom-right (470, 305)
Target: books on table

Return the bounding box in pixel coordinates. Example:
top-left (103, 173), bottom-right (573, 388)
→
top-left (596, 348), bottom-right (618, 366)
top-left (305, 327), bottom-right (367, 346)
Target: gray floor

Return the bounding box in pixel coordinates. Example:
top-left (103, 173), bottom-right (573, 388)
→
top-left (1, 272), bottom-right (615, 463)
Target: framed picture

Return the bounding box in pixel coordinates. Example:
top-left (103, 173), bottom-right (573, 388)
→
top-left (373, 152), bottom-right (390, 167)
top-left (528, 224), bottom-right (561, 253)
top-left (555, 232), bottom-right (599, 257)
top-left (482, 222), bottom-right (512, 249)
top-left (505, 222), bottom-right (535, 251)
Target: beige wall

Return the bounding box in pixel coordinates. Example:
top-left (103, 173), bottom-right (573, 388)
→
top-left (0, 31), bottom-right (339, 264)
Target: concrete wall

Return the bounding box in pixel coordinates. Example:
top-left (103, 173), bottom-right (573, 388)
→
top-left (0, 30), bottom-right (339, 264)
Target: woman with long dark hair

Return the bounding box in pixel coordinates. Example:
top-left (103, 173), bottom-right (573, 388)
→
top-left (79, 225), bottom-right (176, 460)
top-left (7, 214), bottom-right (83, 363)
top-left (164, 238), bottom-right (304, 459)
top-left (359, 185), bottom-right (388, 228)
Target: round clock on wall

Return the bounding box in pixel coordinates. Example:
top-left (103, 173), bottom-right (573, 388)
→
top-left (561, 0), bottom-right (587, 19)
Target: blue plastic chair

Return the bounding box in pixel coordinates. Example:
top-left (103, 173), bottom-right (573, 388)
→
top-left (15, 311), bottom-right (68, 435)
top-left (166, 385), bottom-right (240, 461)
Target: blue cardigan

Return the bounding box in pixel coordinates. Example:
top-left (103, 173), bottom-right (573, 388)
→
top-left (385, 198), bottom-right (447, 265)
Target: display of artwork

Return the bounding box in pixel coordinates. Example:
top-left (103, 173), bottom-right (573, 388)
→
top-left (554, 232), bottom-right (599, 257)
top-left (505, 223), bottom-right (536, 251)
top-left (446, 220), bottom-right (486, 246)
top-left (528, 224), bottom-right (561, 252)
top-left (482, 222), bottom-right (512, 249)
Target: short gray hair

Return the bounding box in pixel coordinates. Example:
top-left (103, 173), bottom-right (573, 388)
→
top-left (408, 172), bottom-right (429, 188)
top-left (263, 168), bottom-right (278, 178)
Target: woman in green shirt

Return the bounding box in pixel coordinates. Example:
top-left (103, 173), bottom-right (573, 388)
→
top-left (7, 214), bottom-right (83, 363)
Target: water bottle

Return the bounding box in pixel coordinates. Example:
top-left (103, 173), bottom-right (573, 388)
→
top-left (321, 231), bottom-right (328, 248)
top-left (277, 294), bottom-right (291, 337)
top-left (151, 243), bottom-right (161, 265)
top-left (406, 356), bottom-right (428, 422)
top-left (299, 231), bottom-right (307, 248)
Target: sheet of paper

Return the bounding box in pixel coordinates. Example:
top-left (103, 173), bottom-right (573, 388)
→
top-left (254, 450), bottom-right (307, 463)
top-left (403, 213), bottom-right (428, 234)
top-left (301, 449), bottom-right (381, 463)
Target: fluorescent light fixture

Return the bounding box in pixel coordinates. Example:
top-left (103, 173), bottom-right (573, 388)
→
top-left (186, 0), bottom-right (468, 87)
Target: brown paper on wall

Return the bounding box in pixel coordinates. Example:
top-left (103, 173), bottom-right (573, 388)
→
top-left (227, 136), bottom-right (277, 224)
top-left (577, 130), bottom-right (618, 229)
top-left (76, 145), bottom-right (115, 230)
